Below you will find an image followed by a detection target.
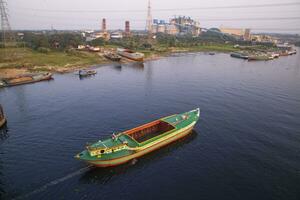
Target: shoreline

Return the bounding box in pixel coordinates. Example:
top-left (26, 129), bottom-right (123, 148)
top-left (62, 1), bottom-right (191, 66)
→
top-left (0, 44), bottom-right (287, 78)
top-left (0, 49), bottom-right (193, 78)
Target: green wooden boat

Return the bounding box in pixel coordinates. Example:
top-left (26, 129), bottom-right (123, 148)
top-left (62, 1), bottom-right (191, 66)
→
top-left (0, 104), bottom-right (6, 128)
top-left (230, 52), bottom-right (249, 59)
top-left (75, 108), bottom-right (200, 167)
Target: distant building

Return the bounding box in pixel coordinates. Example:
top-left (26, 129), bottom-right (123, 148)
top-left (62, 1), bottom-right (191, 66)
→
top-left (151, 24), bottom-right (158, 34)
top-left (157, 24), bottom-right (166, 33)
top-left (124, 21), bottom-right (131, 37)
top-left (166, 24), bottom-right (179, 35)
top-left (170, 16), bottom-right (201, 36)
top-left (219, 27), bottom-right (251, 40)
top-left (251, 34), bottom-right (278, 44)
top-left (17, 32), bottom-right (24, 39)
top-left (150, 16), bottom-right (199, 36)
top-left (110, 31), bottom-right (123, 39)
top-left (102, 18), bottom-right (107, 32)
top-left (93, 32), bottom-right (110, 40)
top-left (84, 30), bottom-right (94, 34)
top-left (86, 32), bottom-right (110, 42)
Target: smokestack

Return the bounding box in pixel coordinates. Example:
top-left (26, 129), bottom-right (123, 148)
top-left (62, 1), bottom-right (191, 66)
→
top-left (102, 18), bottom-right (106, 32)
top-left (125, 21), bottom-right (130, 36)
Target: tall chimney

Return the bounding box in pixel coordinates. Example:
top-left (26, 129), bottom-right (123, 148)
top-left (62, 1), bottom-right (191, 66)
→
top-left (125, 21), bottom-right (130, 36)
top-left (102, 18), bottom-right (106, 32)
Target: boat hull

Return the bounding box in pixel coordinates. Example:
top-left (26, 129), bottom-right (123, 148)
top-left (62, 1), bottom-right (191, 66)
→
top-left (0, 118), bottom-right (6, 128)
top-left (76, 108), bottom-right (200, 167)
top-left (104, 54), bottom-right (121, 62)
top-left (117, 49), bottom-right (144, 62)
top-left (87, 123), bottom-right (195, 167)
top-left (230, 53), bottom-right (248, 59)
top-left (248, 56), bottom-right (271, 61)
top-left (118, 52), bottom-right (144, 62)
top-left (5, 73), bottom-right (52, 87)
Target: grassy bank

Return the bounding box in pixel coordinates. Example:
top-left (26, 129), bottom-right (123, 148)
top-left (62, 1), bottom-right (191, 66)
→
top-left (0, 44), bottom-right (239, 77)
top-left (0, 48), bottom-right (107, 72)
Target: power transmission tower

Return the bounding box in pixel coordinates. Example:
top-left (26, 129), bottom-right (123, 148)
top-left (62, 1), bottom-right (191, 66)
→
top-left (0, 0), bottom-right (15, 48)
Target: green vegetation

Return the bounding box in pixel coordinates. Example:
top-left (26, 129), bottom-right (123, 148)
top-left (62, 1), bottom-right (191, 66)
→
top-left (22, 32), bottom-right (84, 50)
top-left (0, 48), bottom-right (106, 71)
top-left (0, 31), bottom-right (281, 75)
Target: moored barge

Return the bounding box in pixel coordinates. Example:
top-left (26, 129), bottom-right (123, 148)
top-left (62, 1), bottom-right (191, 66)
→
top-left (230, 52), bottom-right (249, 59)
top-left (79, 69), bottom-right (97, 77)
top-left (0, 72), bottom-right (52, 87)
top-left (76, 108), bottom-right (200, 167)
top-left (104, 52), bottom-right (122, 62)
top-left (117, 48), bottom-right (144, 62)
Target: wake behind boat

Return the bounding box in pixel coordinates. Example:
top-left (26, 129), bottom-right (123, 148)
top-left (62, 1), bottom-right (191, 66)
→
top-left (76, 108), bottom-right (200, 167)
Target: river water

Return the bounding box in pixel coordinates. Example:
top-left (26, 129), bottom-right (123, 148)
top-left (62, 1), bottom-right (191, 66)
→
top-left (0, 50), bottom-right (300, 200)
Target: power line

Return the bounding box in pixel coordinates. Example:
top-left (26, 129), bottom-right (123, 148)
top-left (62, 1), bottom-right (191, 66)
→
top-left (12, 2), bottom-right (300, 13)
top-left (13, 13), bottom-right (300, 22)
top-left (198, 17), bottom-right (300, 21)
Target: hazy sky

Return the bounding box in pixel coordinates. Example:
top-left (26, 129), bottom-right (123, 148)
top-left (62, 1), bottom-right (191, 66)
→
top-left (7, 0), bottom-right (300, 33)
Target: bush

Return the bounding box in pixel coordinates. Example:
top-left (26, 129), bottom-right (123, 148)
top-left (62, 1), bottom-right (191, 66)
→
top-left (37, 47), bottom-right (51, 54)
top-left (65, 48), bottom-right (86, 57)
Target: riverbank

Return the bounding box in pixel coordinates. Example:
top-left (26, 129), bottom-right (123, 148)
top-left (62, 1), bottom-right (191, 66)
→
top-left (0, 44), bottom-right (251, 78)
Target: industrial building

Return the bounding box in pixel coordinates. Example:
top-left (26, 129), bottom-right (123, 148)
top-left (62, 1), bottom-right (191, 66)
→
top-left (151, 16), bottom-right (201, 36)
top-left (124, 21), bottom-right (131, 37)
top-left (219, 27), bottom-right (251, 40)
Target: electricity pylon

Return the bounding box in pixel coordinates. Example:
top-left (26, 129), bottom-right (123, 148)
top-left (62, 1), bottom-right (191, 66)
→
top-left (0, 0), bottom-right (15, 48)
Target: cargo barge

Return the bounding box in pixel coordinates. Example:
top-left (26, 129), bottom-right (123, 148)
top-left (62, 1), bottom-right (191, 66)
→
top-left (76, 108), bottom-right (200, 167)
top-left (117, 48), bottom-right (144, 62)
top-left (0, 72), bottom-right (52, 87)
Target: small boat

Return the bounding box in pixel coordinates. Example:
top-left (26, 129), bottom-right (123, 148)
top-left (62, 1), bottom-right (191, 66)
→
top-left (0, 104), bottom-right (6, 128)
top-left (288, 50), bottom-right (297, 55)
top-left (1, 72), bottom-right (52, 87)
top-left (104, 52), bottom-right (122, 62)
top-left (270, 53), bottom-right (280, 58)
top-left (208, 52), bottom-right (215, 55)
top-left (79, 70), bottom-right (97, 77)
top-left (75, 108), bottom-right (200, 167)
top-left (279, 51), bottom-right (289, 56)
top-left (117, 48), bottom-right (144, 62)
top-left (0, 80), bottom-right (6, 88)
top-left (230, 52), bottom-right (249, 59)
top-left (89, 46), bottom-right (101, 52)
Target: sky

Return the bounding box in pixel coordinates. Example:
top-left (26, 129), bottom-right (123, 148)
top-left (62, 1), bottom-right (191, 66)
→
top-left (6, 0), bottom-right (300, 33)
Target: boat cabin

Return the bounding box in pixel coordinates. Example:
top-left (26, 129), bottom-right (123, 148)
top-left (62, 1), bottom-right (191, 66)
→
top-left (87, 143), bottom-right (127, 157)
